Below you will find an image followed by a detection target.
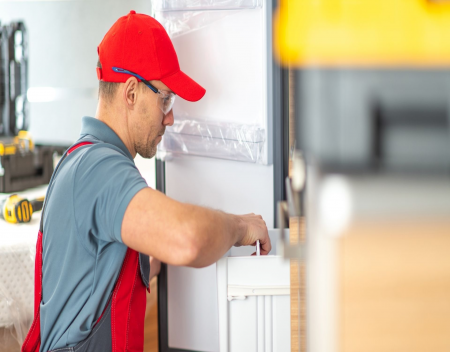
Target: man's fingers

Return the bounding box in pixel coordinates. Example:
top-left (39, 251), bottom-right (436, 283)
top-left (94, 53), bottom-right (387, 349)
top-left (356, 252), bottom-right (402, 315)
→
top-left (260, 236), bottom-right (271, 255)
top-left (260, 244), bottom-right (271, 255)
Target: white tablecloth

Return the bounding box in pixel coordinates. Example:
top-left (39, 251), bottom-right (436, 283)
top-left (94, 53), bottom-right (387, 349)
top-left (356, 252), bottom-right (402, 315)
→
top-left (0, 186), bottom-right (47, 343)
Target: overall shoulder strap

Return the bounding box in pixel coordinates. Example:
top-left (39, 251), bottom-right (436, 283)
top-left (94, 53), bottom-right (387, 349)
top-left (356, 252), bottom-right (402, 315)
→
top-left (22, 141), bottom-right (94, 352)
top-left (39, 141), bottom-right (94, 233)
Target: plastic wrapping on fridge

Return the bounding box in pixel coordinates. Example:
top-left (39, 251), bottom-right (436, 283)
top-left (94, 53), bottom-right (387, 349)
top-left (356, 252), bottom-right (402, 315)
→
top-left (152, 0), bottom-right (262, 37)
top-left (158, 116), bottom-right (266, 163)
top-left (153, 0), bottom-right (262, 11)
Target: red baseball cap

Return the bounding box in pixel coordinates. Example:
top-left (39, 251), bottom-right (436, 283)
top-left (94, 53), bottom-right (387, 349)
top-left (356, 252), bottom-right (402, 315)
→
top-left (97, 10), bottom-right (206, 102)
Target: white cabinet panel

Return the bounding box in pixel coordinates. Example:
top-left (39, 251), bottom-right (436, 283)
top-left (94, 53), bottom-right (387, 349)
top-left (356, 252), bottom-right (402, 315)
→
top-left (217, 255), bottom-right (291, 352)
top-left (229, 297), bottom-right (258, 352)
top-left (165, 155), bottom-right (273, 351)
top-left (166, 155), bottom-right (273, 223)
top-left (168, 264), bottom-right (220, 351)
top-left (273, 296), bottom-right (291, 351)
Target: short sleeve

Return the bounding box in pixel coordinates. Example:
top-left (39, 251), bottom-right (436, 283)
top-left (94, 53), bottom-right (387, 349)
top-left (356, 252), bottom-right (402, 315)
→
top-left (73, 145), bottom-right (148, 246)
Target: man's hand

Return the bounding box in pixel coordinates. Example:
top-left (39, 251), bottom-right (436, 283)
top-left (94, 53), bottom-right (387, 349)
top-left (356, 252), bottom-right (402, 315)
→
top-left (149, 256), bottom-right (161, 281)
top-left (234, 213), bottom-right (271, 255)
top-left (122, 187), bottom-right (272, 267)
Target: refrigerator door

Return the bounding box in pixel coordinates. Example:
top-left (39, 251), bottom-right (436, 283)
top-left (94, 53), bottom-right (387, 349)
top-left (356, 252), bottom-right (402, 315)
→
top-left (158, 0), bottom-right (275, 350)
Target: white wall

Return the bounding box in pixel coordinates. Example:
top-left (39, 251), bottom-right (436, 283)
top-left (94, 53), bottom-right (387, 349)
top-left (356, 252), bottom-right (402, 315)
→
top-left (0, 0), bottom-right (152, 145)
top-left (0, 0), bottom-right (156, 187)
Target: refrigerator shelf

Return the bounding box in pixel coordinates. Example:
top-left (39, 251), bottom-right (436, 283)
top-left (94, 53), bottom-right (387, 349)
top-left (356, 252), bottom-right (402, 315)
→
top-left (158, 117), bottom-right (266, 163)
top-left (153, 0), bottom-right (262, 12)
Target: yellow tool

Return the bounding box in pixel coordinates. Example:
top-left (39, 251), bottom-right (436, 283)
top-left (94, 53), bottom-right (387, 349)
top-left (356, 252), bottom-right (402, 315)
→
top-left (0, 140), bottom-right (17, 156)
top-left (0, 130), bottom-right (34, 156)
top-left (14, 130), bottom-right (34, 153)
top-left (0, 195), bottom-right (44, 224)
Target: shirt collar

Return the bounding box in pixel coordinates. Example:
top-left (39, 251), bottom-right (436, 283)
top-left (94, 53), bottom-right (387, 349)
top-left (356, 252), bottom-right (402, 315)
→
top-left (79, 116), bottom-right (134, 160)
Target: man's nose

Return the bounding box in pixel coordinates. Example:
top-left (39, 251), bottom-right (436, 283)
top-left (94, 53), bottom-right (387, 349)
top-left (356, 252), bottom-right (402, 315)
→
top-left (163, 109), bottom-right (174, 127)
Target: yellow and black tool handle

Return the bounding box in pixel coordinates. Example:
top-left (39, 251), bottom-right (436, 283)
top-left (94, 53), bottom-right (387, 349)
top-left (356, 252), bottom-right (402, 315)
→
top-left (0, 195), bottom-right (44, 224)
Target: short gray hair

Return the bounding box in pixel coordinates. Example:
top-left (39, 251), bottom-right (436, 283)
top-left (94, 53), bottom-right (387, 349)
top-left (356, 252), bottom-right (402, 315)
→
top-left (97, 60), bottom-right (119, 102)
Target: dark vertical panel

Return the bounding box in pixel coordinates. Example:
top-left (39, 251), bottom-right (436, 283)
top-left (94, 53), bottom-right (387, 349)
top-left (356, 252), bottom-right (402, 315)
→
top-left (155, 158), bottom-right (166, 194)
top-left (272, 0), bottom-right (290, 227)
top-left (156, 158), bottom-right (169, 352)
top-left (157, 260), bottom-right (169, 352)
top-left (273, 64), bottom-right (290, 227)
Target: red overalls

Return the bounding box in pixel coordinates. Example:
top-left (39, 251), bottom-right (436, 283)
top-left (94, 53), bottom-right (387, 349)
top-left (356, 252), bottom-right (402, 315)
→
top-left (21, 142), bottom-right (150, 352)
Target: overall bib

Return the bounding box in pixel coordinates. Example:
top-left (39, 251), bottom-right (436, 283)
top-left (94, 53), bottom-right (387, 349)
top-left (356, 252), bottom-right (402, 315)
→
top-left (22, 141), bottom-right (150, 352)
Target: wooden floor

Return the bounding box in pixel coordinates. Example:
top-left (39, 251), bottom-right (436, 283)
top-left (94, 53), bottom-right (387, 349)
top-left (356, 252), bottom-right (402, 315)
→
top-left (144, 277), bottom-right (159, 352)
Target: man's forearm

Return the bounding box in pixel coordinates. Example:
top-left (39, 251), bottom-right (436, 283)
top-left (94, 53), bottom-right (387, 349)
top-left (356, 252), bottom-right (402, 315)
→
top-left (183, 205), bottom-right (245, 267)
top-left (122, 188), bottom-right (269, 268)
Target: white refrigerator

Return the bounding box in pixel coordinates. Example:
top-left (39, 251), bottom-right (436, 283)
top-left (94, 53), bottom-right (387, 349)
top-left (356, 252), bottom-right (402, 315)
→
top-left (152, 1), bottom-right (289, 351)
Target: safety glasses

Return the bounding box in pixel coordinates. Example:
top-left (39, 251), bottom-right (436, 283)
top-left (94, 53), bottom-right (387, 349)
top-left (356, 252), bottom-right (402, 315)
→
top-left (112, 67), bottom-right (176, 115)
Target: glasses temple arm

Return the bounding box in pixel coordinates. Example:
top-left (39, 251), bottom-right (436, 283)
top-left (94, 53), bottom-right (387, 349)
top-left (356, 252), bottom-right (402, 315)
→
top-left (112, 67), bottom-right (159, 94)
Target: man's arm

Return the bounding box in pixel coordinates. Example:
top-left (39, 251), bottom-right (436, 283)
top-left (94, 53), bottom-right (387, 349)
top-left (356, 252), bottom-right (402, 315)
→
top-left (121, 187), bottom-right (270, 268)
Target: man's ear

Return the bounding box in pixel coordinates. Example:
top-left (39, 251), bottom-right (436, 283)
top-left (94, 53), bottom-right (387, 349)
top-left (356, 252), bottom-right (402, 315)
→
top-left (123, 76), bottom-right (139, 109)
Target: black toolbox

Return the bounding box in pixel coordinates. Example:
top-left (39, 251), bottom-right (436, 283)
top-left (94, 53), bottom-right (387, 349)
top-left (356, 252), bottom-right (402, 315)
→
top-left (0, 145), bottom-right (66, 193)
top-left (0, 20), bottom-right (68, 193)
top-left (0, 20), bottom-right (61, 193)
top-left (1, 21), bottom-right (29, 137)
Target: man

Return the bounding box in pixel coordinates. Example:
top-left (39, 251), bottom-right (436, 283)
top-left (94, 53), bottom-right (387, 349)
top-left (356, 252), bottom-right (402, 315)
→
top-left (22, 11), bottom-right (270, 352)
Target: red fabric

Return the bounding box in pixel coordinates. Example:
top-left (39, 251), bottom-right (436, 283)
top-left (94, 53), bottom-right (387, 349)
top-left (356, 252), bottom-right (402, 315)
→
top-left (67, 142), bottom-right (93, 155)
top-left (34, 232), bottom-right (43, 317)
top-left (97, 11), bottom-right (206, 102)
top-left (111, 249), bottom-right (147, 352)
top-left (96, 67), bottom-right (103, 80)
top-left (162, 70), bottom-right (206, 102)
top-left (23, 142), bottom-right (95, 352)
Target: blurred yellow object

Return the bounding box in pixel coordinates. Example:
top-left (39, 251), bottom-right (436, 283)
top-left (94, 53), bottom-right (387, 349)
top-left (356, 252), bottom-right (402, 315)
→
top-left (0, 131), bottom-right (34, 156)
top-left (14, 130), bottom-right (34, 153)
top-left (0, 143), bottom-right (16, 156)
top-left (274, 0), bottom-right (450, 66)
top-left (0, 195), bottom-right (33, 223)
top-left (0, 194), bottom-right (44, 224)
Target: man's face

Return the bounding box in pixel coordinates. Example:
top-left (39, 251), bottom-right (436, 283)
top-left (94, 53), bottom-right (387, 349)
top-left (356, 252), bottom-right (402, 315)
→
top-left (131, 80), bottom-right (174, 159)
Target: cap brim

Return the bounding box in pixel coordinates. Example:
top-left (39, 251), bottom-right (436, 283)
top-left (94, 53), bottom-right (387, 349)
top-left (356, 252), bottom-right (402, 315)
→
top-left (161, 70), bottom-right (206, 102)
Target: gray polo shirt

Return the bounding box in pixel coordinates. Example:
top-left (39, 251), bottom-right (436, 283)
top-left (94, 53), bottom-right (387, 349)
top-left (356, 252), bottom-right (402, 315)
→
top-left (40, 116), bottom-right (148, 352)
